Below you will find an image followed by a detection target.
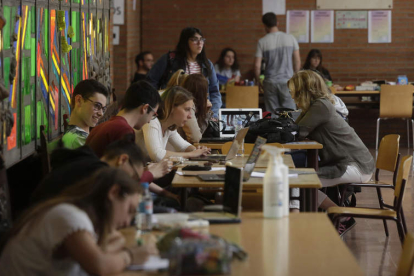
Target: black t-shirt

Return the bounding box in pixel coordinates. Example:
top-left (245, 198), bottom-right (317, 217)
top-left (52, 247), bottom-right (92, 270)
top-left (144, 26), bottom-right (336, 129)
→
top-left (131, 72), bottom-right (147, 84)
top-left (31, 146), bottom-right (108, 204)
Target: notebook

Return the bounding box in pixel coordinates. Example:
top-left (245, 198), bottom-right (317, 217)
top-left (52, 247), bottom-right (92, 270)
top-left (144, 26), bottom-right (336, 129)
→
top-left (190, 166), bottom-right (243, 224)
top-left (197, 136), bottom-right (267, 182)
top-left (190, 127), bottom-right (249, 161)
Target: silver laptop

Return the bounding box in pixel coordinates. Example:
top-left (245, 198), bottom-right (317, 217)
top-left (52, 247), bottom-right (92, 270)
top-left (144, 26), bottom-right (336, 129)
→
top-left (190, 166), bottom-right (243, 224)
top-left (219, 108), bottom-right (262, 137)
top-left (190, 127), bottom-right (249, 161)
top-left (197, 136), bottom-right (267, 181)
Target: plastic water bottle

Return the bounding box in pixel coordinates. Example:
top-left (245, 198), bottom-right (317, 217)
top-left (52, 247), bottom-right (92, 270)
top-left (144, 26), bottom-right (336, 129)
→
top-left (233, 118), bottom-right (244, 156)
top-left (136, 182), bottom-right (153, 231)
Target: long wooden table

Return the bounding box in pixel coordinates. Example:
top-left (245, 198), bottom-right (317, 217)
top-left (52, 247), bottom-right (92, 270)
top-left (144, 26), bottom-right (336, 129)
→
top-left (173, 168), bottom-right (321, 212)
top-left (118, 213), bottom-right (364, 276)
top-left (197, 141), bottom-right (323, 170)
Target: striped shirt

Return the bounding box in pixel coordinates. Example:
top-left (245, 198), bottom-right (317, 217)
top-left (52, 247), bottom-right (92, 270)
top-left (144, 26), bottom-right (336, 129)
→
top-left (185, 61), bottom-right (201, 75)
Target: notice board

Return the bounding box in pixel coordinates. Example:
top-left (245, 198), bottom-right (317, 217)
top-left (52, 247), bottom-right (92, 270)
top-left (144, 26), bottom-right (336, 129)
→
top-left (316, 0), bottom-right (393, 10)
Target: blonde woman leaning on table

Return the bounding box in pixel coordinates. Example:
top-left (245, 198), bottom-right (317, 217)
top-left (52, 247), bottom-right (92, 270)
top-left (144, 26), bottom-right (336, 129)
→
top-left (288, 71), bottom-right (375, 230)
top-left (179, 73), bottom-right (213, 143)
top-left (136, 86), bottom-right (211, 162)
top-left (0, 167), bottom-right (158, 275)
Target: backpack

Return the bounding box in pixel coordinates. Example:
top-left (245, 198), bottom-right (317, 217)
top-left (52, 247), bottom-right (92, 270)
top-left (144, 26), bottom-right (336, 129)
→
top-left (244, 112), bottom-right (299, 144)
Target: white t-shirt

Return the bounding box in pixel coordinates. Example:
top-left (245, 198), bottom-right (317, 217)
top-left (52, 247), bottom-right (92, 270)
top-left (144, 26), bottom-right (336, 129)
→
top-left (214, 64), bottom-right (241, 79)
top-left (0, 203), bottom-right (96, 276)
top-left (135, 118), bottom-right (192, 162)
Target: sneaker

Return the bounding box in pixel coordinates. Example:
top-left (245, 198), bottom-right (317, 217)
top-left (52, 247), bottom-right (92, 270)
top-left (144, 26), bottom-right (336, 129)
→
top-left (338, 217), bottom-right (356, 237)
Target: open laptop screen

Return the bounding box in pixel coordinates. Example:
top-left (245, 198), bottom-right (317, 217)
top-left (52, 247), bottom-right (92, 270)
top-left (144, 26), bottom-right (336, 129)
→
top-left (222, 166), bottom-right (243, 216)
top-left (243, 136), bottom-right (267, 181)
top-left (219, 108), bottom-right (262, 137)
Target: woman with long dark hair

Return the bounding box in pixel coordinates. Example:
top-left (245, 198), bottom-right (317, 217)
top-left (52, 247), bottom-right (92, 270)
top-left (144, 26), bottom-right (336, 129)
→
top-left (215, 48), bottom-right (241, 82)
top-left (303, 49), bottom-right (332, 81)
top-left (147, 27), bottom-right (222, 118)
top-left (179, 74), bottom-right (212, 143)
top-left (0, 167), bottom-right (158, 275)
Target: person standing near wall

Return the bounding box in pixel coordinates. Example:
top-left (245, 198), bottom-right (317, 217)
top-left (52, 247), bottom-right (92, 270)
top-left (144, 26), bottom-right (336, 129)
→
top-left (131, 51), bottom-right (154, 84)
top-left (254, 12), bottom-right (301, 115)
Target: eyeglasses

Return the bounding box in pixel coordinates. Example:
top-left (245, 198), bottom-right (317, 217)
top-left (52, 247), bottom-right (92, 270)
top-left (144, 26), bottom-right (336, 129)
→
top-left (128, 158), bottom-right (141, 182)
top-left (147, 104), bottom-right (158, 120)
top-left (84, 98), bottom-right (108, 113)
top-left (189, 37), bottom-right (206, 44)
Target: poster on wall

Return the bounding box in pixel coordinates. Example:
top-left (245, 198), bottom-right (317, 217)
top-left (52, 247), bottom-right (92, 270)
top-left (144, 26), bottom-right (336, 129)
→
top-left (336, 11), bottom-right (367, 29)
top-left (311, 10), bottom-right (334, 43)
top-left (368, 10), bottom-right (392, 43)
top-left (262, 0), bottom-right (286, 15)
top-left (286, 10), bottom-right (309, 43)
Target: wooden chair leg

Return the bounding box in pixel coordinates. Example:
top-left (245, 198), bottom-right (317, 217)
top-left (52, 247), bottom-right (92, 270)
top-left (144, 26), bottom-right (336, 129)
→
top-left (400, 207), bottom-right (408, 234)
top-left (376, 187), bottom-right (389, 237)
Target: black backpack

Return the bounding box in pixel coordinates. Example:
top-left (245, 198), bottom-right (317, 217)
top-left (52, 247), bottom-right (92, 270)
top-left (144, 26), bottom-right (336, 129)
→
top-left (245, 112), bottom-right (299, 144)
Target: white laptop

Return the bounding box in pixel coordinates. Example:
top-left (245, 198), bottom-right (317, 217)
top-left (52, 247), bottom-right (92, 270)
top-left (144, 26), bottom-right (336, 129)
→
top-left (219, 108), bottom-right (262, 137)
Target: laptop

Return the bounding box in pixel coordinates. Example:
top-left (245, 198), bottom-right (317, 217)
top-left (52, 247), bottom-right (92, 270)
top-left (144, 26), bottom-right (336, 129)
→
top-left (219, 108), bottom-right (262, 137)
top-left (190, 127), bottom-right (249, 161)
top-left (197, 136), bottom-right (267, 181)
top-left (190, 166), bottom-right (243, 224)
top-left (199, 108), bottom-right (262, 142)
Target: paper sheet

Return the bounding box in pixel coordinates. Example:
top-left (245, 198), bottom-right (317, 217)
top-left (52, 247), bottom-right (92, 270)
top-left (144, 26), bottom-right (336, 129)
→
top-left (286, 10), bottom-right (309, 43)
top-left (368, 10), bottom-right (392, 43)
top-left (262, 0), bottom-right (286, 15)
top-left (311, 10), bottom-right (334, 43)
top-left (128, 256), bottom-right (169, 271)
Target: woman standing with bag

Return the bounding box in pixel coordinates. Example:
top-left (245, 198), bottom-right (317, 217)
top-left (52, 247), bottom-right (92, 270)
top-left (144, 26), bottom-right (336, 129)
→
top-left (147, 27), bottom-right (222, 118)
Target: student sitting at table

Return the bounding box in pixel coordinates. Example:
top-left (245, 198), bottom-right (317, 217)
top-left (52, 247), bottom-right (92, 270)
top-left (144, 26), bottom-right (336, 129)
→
top-left (302, 49), bottom-right (332, 82)
top-left (215, 48), bottom-right (241, 83)
top-left (288, 70), bottom-right (375, 234)
top-left (178, 74), bottom-right (213, 143)
top-left (136, 86), bottom-right (211, 163)
top-left (49, 79), bottom-right (109, 151)
top-left (0, 167), bottom-right (158, 275)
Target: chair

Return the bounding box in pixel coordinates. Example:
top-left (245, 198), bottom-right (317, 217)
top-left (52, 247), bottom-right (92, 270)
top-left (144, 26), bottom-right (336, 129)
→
top-left (328, 155), bottom-right (412, 245)
top-left (396, 233), bottom-right (414, 276)
top-left (225, 86), bottom-right (259, 108)
top-left (221, 142), bottom-right (283, 155)
top-left (376, 85), bottom-right (414, 152)
top-left (339, 134), bottom-right (403, 236)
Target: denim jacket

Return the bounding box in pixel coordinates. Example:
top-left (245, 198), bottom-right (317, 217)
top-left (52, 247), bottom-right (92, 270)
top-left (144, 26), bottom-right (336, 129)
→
top-left (147, 53), bottom-right (222, 118)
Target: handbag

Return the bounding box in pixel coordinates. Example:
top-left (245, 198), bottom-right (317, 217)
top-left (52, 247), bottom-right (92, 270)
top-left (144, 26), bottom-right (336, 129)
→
top-left (202, 120), bottom-right (225, 138)
top-left (245, 111), bottom-right (299, 144)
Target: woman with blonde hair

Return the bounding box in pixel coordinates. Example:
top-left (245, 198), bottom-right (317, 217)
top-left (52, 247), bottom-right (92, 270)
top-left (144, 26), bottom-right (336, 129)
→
top-left (165, 69), bottom-right (188, 90)
top-left (288, 70), bottom-right (374, 234)
top-left (0, 167), bottom-right (157, 275)
top-left (179, 74), bottom-right (212, 143)
top-left (136, 86), bottom-right (210, 162)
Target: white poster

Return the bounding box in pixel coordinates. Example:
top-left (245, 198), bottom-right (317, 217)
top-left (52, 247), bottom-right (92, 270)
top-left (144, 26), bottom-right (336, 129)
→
top-left (286, 10), bottom-right (309, 43)
top-left (368, 10), bottom-right (392, 43)
top-left (113, 0), bottom-right (125, 25)
top-left (113, 26), bottom-right (120, 45)
top-left (263, 0), bottom-right (286, 15)
top-left (311, 10), bottom-right (334, 43)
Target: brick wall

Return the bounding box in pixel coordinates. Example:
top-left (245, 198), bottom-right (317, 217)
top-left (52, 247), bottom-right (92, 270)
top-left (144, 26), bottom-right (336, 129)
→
top-left (141, 0), bottom-right (414, 86)
top-left (112, 0), bottom-right (141, 99)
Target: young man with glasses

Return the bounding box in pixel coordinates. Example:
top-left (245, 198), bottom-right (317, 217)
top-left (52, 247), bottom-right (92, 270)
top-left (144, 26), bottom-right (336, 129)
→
top-left (52, 79), bottom-right (109, 150)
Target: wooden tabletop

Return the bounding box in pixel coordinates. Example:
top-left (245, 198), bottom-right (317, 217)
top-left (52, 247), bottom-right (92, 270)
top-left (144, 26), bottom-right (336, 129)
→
top-left (172, 168), bottom-right (322, 189)
top-left (197, 141), bottom-right (323, 151)
top-left (178, 155), bottom-right (294, 169)
top-left (334, 90), bottom-right (380, 95)
top-left (117, 213), bottom-right (364, 276)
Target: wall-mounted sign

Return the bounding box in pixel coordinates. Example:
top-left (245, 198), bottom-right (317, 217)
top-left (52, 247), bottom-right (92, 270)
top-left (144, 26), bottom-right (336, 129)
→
top-left (317, 0), bottom-right (393, 10)
top-left (286, 10), bottom-right (309, 43)
top-left (113, 26), bottom-right (120, 45)
top-left (113, 0), bottom-right (124, 25)
top-left (336, 11), bottom-right (367, 29)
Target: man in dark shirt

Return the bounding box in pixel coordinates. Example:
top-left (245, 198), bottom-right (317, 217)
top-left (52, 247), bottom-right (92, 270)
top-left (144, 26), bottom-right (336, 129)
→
top-left (131, 51), bottom-right (154, 84)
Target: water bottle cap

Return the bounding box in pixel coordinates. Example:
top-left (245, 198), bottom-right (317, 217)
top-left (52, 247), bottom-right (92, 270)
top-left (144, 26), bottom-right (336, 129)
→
top-left (141, 182), bottom-right (149, 189)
